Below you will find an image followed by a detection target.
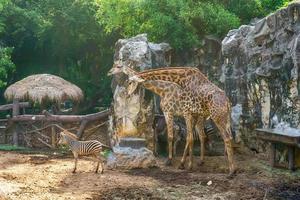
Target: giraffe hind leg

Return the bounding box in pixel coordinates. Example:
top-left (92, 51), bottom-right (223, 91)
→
top-left (214, 121), bottom-right (236, 177)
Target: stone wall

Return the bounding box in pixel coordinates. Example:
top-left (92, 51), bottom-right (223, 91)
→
top-left (221, 2), bottom-right (300, 150)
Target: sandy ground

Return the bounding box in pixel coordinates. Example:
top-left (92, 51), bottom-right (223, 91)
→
top-left (0, 151), bottom-right (300, 200)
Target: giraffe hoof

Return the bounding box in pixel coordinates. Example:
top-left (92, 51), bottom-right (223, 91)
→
top-left (178, 163), bottom-right (185, 170)
top-left (101, 170), bottom-right (104, 174)
top-left (165, 159), bottom-right (172, 166)
top-left (72, 171), bottom-right (76, 174)
top-left (187, 164), bottom-right (193, 171)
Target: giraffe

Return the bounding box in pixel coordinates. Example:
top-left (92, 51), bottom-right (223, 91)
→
top-left (127, 78), bottom-right (202, 171)
top-left (108, 63), bottom-right (199, 166)
top-left (108, 62), bottom-right (236, 176)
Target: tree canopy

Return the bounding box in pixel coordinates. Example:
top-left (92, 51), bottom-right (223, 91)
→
top-left (0, 0), bottom-right (292, 111)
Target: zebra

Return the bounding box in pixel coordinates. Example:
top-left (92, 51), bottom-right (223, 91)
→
top-left (58, 130), bottom-right (112, 173)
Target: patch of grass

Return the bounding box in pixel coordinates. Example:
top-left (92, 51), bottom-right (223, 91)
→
top-left (0, 144), bottom-right (31, 151)
top-left (101, 149), bottom-right (112, 158)
top-left (0, 144), bottom-right (71, 156)
top-left (257, 160), bottom-right (300, 179)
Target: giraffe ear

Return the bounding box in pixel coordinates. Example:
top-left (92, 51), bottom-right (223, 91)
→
top-left (127, 81), bottom-right (139, 95)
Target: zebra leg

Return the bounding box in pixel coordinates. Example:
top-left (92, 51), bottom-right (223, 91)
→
top-left (94, 154), bottom-right (100, 173)
top-left (99, 159), bottom-right (104, 174)
top-left (173, 137), bottom-right (180, 156)
top-left (153, 127), bottom-right (159, 157)
top-left (72, 152), bottom-right (78, 173)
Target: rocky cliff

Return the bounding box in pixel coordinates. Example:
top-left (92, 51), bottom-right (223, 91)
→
top-left (221, 2), bottom-right (300, 150)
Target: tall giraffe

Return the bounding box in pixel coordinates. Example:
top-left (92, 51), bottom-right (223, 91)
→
top-left (108, 62), bottom-right (236, 176)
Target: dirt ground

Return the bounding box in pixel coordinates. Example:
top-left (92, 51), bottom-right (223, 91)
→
top-left (0, 150), bottom-right (300, 200)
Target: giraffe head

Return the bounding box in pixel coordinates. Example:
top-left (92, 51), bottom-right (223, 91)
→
top-left (107, 60), bottom-right (136, 76)
top-left (107, 60), bottom-right (124, 76)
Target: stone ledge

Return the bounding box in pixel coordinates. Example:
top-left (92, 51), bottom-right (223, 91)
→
top-left (107, 146), bottom-right (157, 169)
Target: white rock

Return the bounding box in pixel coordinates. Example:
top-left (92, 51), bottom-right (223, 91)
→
top-left (207, 180), bottom-right (212, 186)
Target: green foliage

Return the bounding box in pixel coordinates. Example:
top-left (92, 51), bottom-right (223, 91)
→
top-left (0, 0), bottom-right (292, 110)
top-left (218, 0), bottom-right (293, 23)
top-left (0, 144), bottom-right (30, 151)
top-left (260, 0), bottom-right (292, 13)
top-left (0, 0), bottom-right (115, 109)
top-left (96, 0), bottom-right (240, 49)
top-left (0, 47), bottom-right (15, 88)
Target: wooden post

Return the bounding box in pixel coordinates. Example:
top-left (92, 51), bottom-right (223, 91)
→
top-left (270, 143), bottom-right (276, 167)
top-left (288, 146), bottom-right (295, 171)
top-left (77, 120), bottom-right (88, 139)
top-left (51, 126), bottom-right (56, 148)
top-left (12, 99), bottom-right (20, 146)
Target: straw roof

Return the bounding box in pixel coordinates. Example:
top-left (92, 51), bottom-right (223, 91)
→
top-left (4, 74), bottom-right (84, 104)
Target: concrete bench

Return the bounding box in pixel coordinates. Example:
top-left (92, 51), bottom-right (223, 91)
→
top-left (256, 128), bottom-right (300, 171)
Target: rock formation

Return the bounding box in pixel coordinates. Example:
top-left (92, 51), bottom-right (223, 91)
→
top-left (110, 34), bottom-right (171, 147)
top-left (221, 2), bottom-right (300, 150)
top-left (109, 34), bottom-right (171, 169)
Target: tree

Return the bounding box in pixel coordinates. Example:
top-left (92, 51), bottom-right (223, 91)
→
top-left (95, 0), bottom-right (240, 50)
top-left (0, 0), bottom-right (15, 90)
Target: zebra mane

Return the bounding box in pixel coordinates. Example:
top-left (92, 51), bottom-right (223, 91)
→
top-left (61, 130), bottom-right (79, 140)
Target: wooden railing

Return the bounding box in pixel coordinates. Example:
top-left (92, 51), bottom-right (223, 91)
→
top-left (0, 100), bottom-right (110, 147)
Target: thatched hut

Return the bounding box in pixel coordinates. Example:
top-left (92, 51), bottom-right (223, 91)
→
top-left (4, 74), bottom-right (83, 104)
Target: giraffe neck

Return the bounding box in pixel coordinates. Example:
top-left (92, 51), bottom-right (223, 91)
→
top-left (123, 67), bottom-right (138, 77)
top-left (142, 80), bottom-right (181, 97)
top-left (135, 67), bottom-right (210, 86)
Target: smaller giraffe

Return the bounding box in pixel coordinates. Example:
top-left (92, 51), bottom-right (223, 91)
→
top-left (128, 78), bottom-right (207, 170)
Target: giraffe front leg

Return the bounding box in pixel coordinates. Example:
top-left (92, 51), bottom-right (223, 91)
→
top-left (165, 113), bottom-right (174, 166)
top-left (195, 118), bottom-right (205, 166)
top-left (186, 116), bottom-right (194, 170)
top-left (180, 114), bottom-right (194, 170)
top-left (179, 133), bottom-right (190, 169)
top-left (199, 132), bottom-right (206, 166)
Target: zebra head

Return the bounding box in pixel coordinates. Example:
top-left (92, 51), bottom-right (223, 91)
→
top-left (58, 132), bottom-right (68, 145)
